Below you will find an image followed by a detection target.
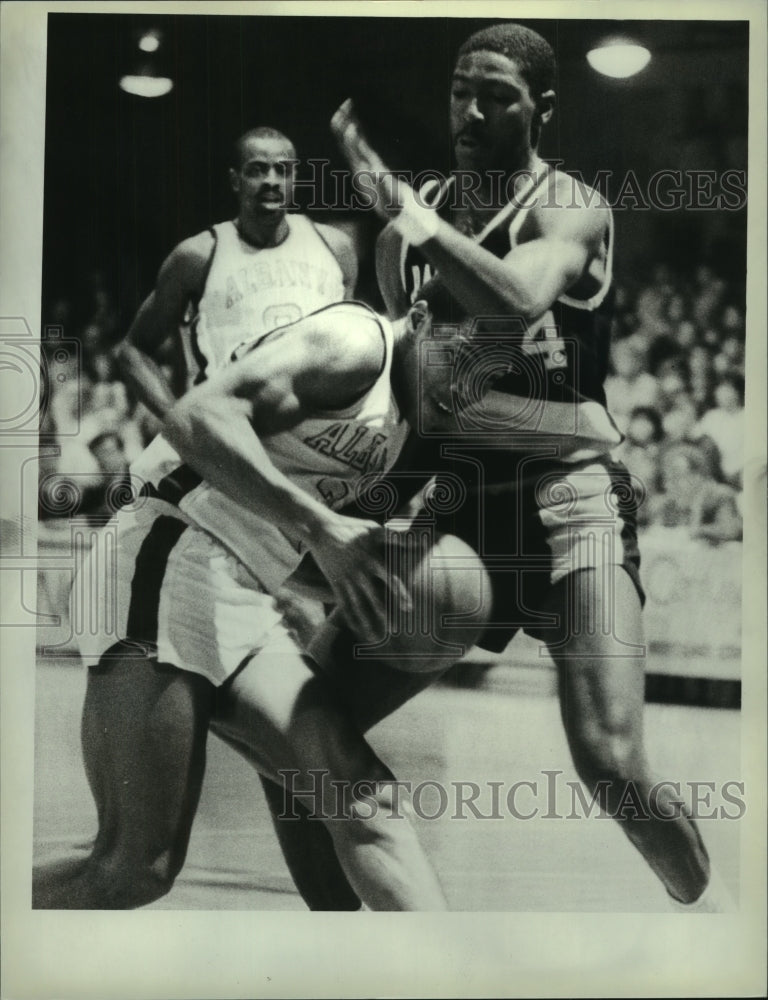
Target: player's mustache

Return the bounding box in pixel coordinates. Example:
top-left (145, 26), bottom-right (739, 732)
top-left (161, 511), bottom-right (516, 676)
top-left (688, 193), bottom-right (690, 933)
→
top-left (456, 125), bottom-right (487, 144)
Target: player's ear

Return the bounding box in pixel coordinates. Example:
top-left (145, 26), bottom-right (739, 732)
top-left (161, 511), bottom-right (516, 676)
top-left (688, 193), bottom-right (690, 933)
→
top-left (229, 167), bottom-right (240, 194)
top-left (407, 299), bottom-right (430, 334)
top-left (538, 90), bottom-right (555, 127)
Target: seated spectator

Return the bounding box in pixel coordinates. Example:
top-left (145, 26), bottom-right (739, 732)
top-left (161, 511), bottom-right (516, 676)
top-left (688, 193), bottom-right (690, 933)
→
top-left (604, 338), bottom-right (659, 433)
top-left (39, 429), bottom-right (132, 525)
top-left (720, 303), bottom-right (745, 338)
top-left (673, 319), bottom-right (698, 352)
top-left (654, 356), bottom-right (691, 414)
top-left (88, 350), bottom-right (130, 419)
top-left (614, 406), bottom-right (663, 524)
top-left (660, 394), bottom-right (723, 481)
top-left (713, 333), bottom-right (745, 379)
top-left (695, 376), bottom-right (745, 487)
top-left (649, 443), bottom-right (742, 543)
top-left (666, 292), bottom-right (690, 327)
top-left (691, 272), bottom-right (727, 328)
top-left (688, 343), bottom-right (716, 414)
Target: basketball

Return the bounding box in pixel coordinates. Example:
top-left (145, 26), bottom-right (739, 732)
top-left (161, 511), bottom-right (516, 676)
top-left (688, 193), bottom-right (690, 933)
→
top-left (314, 528), bottom-right (492, 674)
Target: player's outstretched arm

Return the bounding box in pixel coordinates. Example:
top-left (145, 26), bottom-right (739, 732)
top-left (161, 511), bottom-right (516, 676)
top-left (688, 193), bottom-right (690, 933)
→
top-left (332, 99), bottom-right (606, 328)
top-left (162, 311), bottom-right (410, 638)
top-left (116, 232), bottom-right (213, 417)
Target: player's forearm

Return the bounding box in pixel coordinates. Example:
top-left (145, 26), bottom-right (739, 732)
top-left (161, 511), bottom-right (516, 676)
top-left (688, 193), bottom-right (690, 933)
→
top-left (117, 341), bottom-right (178, 419)
top-left (162, 393), bottom-right (339, 544)
top-left (418, 223), bottom-right (554, 324)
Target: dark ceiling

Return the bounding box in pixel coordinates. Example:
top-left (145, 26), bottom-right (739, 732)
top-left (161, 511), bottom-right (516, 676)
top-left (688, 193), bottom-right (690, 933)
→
top-left (42, 13), bottom-right (749, 318)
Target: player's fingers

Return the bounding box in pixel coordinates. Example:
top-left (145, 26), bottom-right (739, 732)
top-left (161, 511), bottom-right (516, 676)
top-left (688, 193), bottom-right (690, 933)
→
top-left (334, 579), bottom-right (380, 641)
top-left (330, 97), bottom-right (353, 132)
top-left (364, 557), bottom-right (412, 615)
top-left (355, 577), bottom-right (394, 641)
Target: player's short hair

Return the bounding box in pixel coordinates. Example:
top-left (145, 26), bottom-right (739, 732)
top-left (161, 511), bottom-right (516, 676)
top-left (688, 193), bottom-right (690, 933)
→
top-left (457, 23), bottom-right (556, 97)
top-left (231, 126), bottom-right (296, 169)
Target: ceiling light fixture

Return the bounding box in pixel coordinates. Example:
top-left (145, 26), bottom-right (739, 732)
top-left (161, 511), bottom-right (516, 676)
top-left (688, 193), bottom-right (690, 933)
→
top-left (587, 39), bottom-right (651, 79)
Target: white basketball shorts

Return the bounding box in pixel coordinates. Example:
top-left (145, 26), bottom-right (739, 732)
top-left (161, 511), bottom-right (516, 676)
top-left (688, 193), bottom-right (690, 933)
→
top-left (72, 499), bottom-right (300, 685)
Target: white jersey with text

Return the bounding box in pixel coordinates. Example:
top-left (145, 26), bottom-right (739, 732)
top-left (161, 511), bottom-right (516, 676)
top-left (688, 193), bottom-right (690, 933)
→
top-left (187, 216), bottom-right (345, 378)
top-left (131, 303), bottom-right (409, 594)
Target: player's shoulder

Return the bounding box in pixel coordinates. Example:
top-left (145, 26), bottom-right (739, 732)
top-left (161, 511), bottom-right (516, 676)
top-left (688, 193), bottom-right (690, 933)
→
top-left (311, 220), bottom-right (355, 258)
top-left (158, 229), bottom-right (216, 291)
top-left (550, 170), bottom-right (610, 224)
top-left (172, 228), bottom-right (217, 267)
top-left (238, 303), bottom-right (386, 408)
top-left (301, 302), bottom-right (384, 358)
top-left (536, 167), bottom-right (610, 238)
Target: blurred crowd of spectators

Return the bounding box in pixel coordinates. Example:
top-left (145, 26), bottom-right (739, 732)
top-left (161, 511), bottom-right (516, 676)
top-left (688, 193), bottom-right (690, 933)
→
top-left (39, 270), bottom-right (162, 524)
top-left (608, 262), bottom-right (744, 542)
top-left (39, 261), bottom-right (745, 542)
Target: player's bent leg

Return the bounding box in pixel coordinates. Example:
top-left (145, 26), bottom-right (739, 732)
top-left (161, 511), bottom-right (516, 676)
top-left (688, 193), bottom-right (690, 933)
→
top-left (541, 567), bottom-right (711, 905)
top-left (259, 773), bottom-right (362, 910)
top-left (214, 646), bottom-right (447, 910)
top-left (208, 729), bottom-right (362, 911)
top-left (217, 528), bottom-right (489, 911)
top-left (33, 651), bottom-right (214, 909)
top-left (211, 645), bottom-right (455, 911)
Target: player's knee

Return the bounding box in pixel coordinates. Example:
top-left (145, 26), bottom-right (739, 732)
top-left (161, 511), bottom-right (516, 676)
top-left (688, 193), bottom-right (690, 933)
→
top-left (328, 772), bottom-right (413, 847)
top-left (93, 849), bottom-right (179, 908)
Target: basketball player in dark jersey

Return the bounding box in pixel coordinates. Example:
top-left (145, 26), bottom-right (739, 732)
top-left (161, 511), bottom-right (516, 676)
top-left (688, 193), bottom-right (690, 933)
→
top-left (260, 22), bottom-right (732, 912)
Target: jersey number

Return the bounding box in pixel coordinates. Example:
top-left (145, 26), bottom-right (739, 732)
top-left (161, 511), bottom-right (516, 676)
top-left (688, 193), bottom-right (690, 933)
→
top-left (262, 303), bottom-right (302, 331)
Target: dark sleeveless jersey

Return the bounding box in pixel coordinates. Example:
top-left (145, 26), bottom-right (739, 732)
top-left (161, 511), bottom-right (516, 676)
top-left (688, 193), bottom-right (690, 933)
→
top-left (398, 170), bottom-right (622, 480)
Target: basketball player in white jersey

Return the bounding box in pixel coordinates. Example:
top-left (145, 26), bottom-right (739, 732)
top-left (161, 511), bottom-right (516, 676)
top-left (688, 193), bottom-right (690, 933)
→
top-left (117, 125), bottom-right (357, 418)
top-left (32, 298), bottom-right (491, 910)
top-left (259, 23), bottom-right (733, 913)
top-left (111, 124), bottom-right (362, 902)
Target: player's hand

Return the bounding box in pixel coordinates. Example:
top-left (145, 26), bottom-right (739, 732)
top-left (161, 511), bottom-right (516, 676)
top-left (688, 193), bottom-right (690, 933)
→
top-left (331, 98), bottom-right (401, 220)
top-left (307, 512), bottom-right (412, 642)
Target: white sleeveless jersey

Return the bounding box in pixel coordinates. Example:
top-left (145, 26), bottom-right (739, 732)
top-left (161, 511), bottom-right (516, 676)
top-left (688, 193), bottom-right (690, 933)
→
top-left (131, 303), bottom-right (409, 594)
top-left (188, 216), bottom-right (345, 377)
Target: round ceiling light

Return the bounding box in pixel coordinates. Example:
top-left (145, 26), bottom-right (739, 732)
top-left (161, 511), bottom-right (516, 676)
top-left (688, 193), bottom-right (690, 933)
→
top-left (587, 40), bottom-right (651, 79)
top-left (138, 31), bottom-right (161, 53)
top-left (119, 74), bottom-right (173, 98)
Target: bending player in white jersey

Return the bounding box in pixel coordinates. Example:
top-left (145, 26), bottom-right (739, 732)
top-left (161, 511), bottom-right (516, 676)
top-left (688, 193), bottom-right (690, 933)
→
top-left (32, 298), bottom-right (490, 910)
top-left (117, 125), bottom-right (357, 415)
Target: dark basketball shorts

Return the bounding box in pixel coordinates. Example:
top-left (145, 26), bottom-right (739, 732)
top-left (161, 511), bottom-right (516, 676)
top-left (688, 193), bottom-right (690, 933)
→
top-left (422, 452), bottom-right (645, 653)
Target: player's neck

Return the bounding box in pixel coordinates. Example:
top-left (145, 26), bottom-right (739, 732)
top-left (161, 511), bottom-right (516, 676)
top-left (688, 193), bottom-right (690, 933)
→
top-left (454, 152), bottom-right (547, 216)
top-left (236, 214), bottom-right (290, 249)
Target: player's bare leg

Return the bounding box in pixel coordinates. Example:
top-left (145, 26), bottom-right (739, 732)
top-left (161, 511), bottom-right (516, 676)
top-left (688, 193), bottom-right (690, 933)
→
top-left (33, 651), bottom-right (213, 909)
top-left (214, 646), bottom-right (447, 911)
top-left (542, 566), bottom-right (713, 905)
top-left (214, 656), bottom-right (446, 910)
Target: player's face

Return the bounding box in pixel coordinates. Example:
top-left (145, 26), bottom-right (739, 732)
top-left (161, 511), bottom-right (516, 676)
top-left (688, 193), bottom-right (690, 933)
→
top-left (394, 303), bottom-right (469, 435)
top-left (450, 51), bottom-right (551, 171)
top-left (231, 137), bottom-right (297, 219)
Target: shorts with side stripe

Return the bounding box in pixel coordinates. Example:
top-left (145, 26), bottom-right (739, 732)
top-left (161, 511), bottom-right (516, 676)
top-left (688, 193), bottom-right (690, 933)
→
top-left (428, 452), bottom-right (645, 652)
top-left (73, 499), bottom-right (299, 685)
